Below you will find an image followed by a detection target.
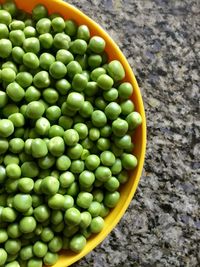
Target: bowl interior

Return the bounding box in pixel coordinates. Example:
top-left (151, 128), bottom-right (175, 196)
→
top-left (0, 0), bottom-right (147, 266)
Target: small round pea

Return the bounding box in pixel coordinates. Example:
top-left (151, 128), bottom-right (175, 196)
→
top-left (104, 102), bottom-right (121, 120)
top-left (91, 110), bottom-right (107, 128)
top-left (67, 60), bottom-right (82, 79)
top-left (89, 128), bottom-right (100, 141)
top-left (88, 201), bottom-right (102, 217)
top-left (0, 119), bottom-right (14, 137)
top-left (7, 223), bottom-right (21, 239)
top-left (77, 25), bottom-right (90, 41)
top-left (0, 10), bottom-right (12, 25)
top-left (55, 79), bottom-right (71, 96)
top-left (48, 137), bottom-right (65, 157)
top-left (21, 161), bottom-right (39, 178)
top-left (41, 176), bottom-right (59, 195)
top-left (0, 23), bottom-right (9, 38)
top-left (11, 46), bottom-right (25, 64)
top-left (44, 252), bottom-right (59, 265)
top-left (13, 194), bottom-right (32, 212)
top-left (97, 74), bottom-right (114, 91)
top-left (53, 32), bottom-right (70, 49)
top-left (35, 117), bottom-right (50, 135)
top-left (27, 258), bottom-right (43, 267)
top-left (36, 18), bottom-right (51, 34)
top-left (32, 4), bottom-right (48, 21)
top-left (118, 82), bottom-right (133, 99)
top-left (63, 129), bottom-right (79, 147)
top-left (56, 155), bottom-right (71, 171)
top-left (59, 171), bottom-right (75, 188)
top-left (18, 177), bottom-right (34, 193)
top-left (50, 61), bottom-right (67, 79)
top-left (79, 170), bottom-right (95, 187)
top-left (100, 151), bottom-right (116, 167)
top-left (48, 236), bottom-right (63, 253)
top-left (72, 73), bottom-right (88, 92)
top-left (26, 101), bottom-right (45, 119)
top-left (0, 248), bottom-right (7, 265)
top-left (8, 113), bottom-right (25, 128)
top-left (48, 194), bottom-right (65, 210)
top-left (66, 92), bottom-right (84, 111)
top-left (70, 39), bottom-right (87, 55)
top-left (77, 192), bottom-right (93, 209)
top-left (103, 87), bottom-right (118, 102)
top-left (24, 26), bottom-right (36, 37)
top-left (104, 177), bottom-right (120, 192)
top-left (56, 49), bottom-right (74, 65)
top-left (84, 81), bottom-right (99, 97)
top-left (39, 52), bottom-right (55, 70)
top-left (19, 245), bottom-right (33, 261)
top-left (0, 38), bottom-right (12, 58)
top-left (112, 118), bottom-right (129, 137)
top-left (31, 138), bottom-right (48, 158)
top-left (5, 239), bottom-right (21, 255)
top-left (33, 71), bottom-right (50, 88)
top-left (85, 154), bottom-right (100, 171)
top-left (65, 19), bottom-right (77, 36)
top-left (40, 227), bottom-right (54, 243)
top-left (58, 116), bottom-right (73, 130)
top-left (6, 163), bottom-right (21, 179)
top-left (92, 189), bottom-right (104, 203)
top-left (73, 123), bottom-right (88, 140)
top-left (126, 111), bottom-right (142, 131)
top-left (48, 125), bottom-right (64, 138)
top-left (90, 216), bottom-right (105, 233)
top-left (6, 82), bottom-right (25, 103)
top-left (89, 36), bottom-right (105, 53)
top-left (34, 204), bottom-right (50, 223)
top-left (9, 30), bottom-right (25, 46)
top-left (120, 99), bottom-right (135, 115)
top-left (39, 32), bottom-right (53, 49)
top-left (19, 216), bottom-right (37, 233)
top-left (23, 52), bottom-right (39, 69)
top-left (95, 97), bottom-right (107, 110)
top-left (88, 54), bottom-right (102, 68)
top-left (9, 138), bottom-right (24, 154)
top-left (0, 91), bottom-right (8, 108)
top-left (104, 191), bottom-right (120, 208)
top-left (43, 88), bottom-right (59, 105)
top-left (33, 241), bottom-right (48, 258)
top-left (121, 153), bottom-right (138, 170)
top-left (0, 165), bottom-right (6, 183)
top-left (52, 17), bottom-right (65, 32)
top-left (69, 234), bottom-right (86, 253)
top-left (79, 101), bottom-right (93, 118)
top-left (95, 166), bottom-right (112, 182)
top-left (0, 138), bottom-right (9, 155)
top-left (38, 154), bottom-right (55, 170)
top-left (1, 207), bottom-right (17, 222)
top-left (1, 68), bottom-right (16, 83)
top-left (3, 154), bottom-right (19, 165)
top-left (45, 106), bottom-right (60, 121)
top-left (23, 37), bottom-right (40, 54)
top-left (114, 134), bottom-right (132, 150)
top-left (107, 60), bottom-right (125, 81)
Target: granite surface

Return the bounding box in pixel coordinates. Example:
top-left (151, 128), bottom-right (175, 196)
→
top-left (65, 0), bottom-right (200, 266)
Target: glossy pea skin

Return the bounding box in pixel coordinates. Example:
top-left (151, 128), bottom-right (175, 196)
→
top-left (6, 82), bottom-right (25, 102)
top-left (0, 23), bottom-right (9, 39)
top-left (107, 60), bottom-right (125, 81)
top-left (1, 67), bottom-right (16, 83)
top-left (24, 26), bottom-right (36, 37)
top-left (19, 216), bottom-right (37, 234)
top-left (26, 101), bottom-right (45, 119)
top-left (5, 239), bottom-right (21, 255)
top-left (0, 119), bottom-right (14, 137)
top-left (56, 49), bottom-right (74, 65)
top-left (23, 52), bottom-right (39, 69)
top-left (49, 61), bottom-right (67, 79)
top-left (36, 18), bottom-right (51, 34)
top-left (52, 17), bottom-right (65, 32)
top-left (53, 32), bottom-right (70, 50)
top-left (48, 236), bottom-right (63, 253)
top-left (89, 36), bottom-right (105, 54)
top-left (69, 234), bottom-right (86, 253)
top-left (39, 33), bottom-right (53, 49)
top-left (39, 52), bottom-right (55, 70)
top-left (0, 248), bottom-right (7, 265)
top-left (70, 39), bottom-right (87, 55)
top-left (77, 25), bottom-right (90, 41)
top-left (44, 252), bottom-right (59, 265)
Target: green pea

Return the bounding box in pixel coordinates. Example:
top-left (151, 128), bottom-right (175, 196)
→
top-left (77, 192), bottom-right (93, 209)
top-left (7, 223), bottom-right (21, 239)
top-left (50, 61), bottom-right (67, 79)
top-left (67, 60), bottom-right (82, 79)
top-left (70, 39), bottom-right (87, 55)
top-left (65, 19), bottom-right (77, 36)
top-left (31, 138), bottom-right (48, 158)
top-left (84, 81), bottom-right (99, 96)
top-left (9, 138), bottom-right (24, 154)
top-left (103, 87), bottom-right (118, 102)
top-left (97, 74), bottom-right (114, 90)
top-left (87, 201), bottom-right (102, 217)
top-left (25, 101), bottom-right (45, 120)
top-left (40, 227), bottom-right (54, 243)
top-left (89, 36), bottom-right (105, 53)
top-left (1, 67), bottom-right (16, 83)
top-left (21, 161), bottom-right (39, 178)
top-left (112, 118), bottom-right (129, 137)
top-left (55, 78), bottom-right (71, 95)
top-left (4, 154), bottom-right (19, 165)
top-left (95, 166), bottom-right (112, 182)
top-left (41, 176), bottom-right (59, 195)
top-left (73, 123), bottom-right (88, 140)
top-left (27, 258), bottom-right (43, 267)
top-left (5, 261), bottom-right (20, 267)
top-left (24, 26), bottom-right (36, 37)
top-left (118, 82), bottom-right (133, 99)
top-left (16, 72), bottom-right (33, 88)
top-left (59, 171), bottom-right (74, 188)
top-left (39, 32), bottom-right (53, 49)
top-left (6, 163), bottom-right (21, 179)
top-left (66, 92), bottom-right (84, 111)
top-left (19, 216), bottom-right (37, 234)
top-left (91, 110), bottom-right (107, 128)
top-left (36, 18), bottom-right (51, 34)
top-left (2, 0), bottom-right (17, 16)
top-left (39, 52), bottom-right (55, 70)
top-left (13, 194), bottom-right (32, 213)
top-left (111, 158), bottom-right (122, 175)
top-left (0, 165), bottom-right (6, 183)
top-left (91, 67), bottom-right (106, 82)
top-left (90, 216), bottom-right (104, 233)
top-left (0, 23), bottom-right (9, 38)
top-left (56, 49), bottom-right (74, 65)
top-left (2, 61), bottom-right (18, 73)
top-left (0, 91), bottom-right (8, 108)
top-left (44, 252), bottom-right (59, 265)
top-left (0, 10), bottom-right (12, 25)
top-left (34, 204), bottom-right (50, 222)
top-left (23, 37), bottom-right (40, 54)
top-left (6, 82), bottom-right (25, 102)
top-left (75, 54), bottom-right (88, 70)
top-left (58, 115), bottom-right (73, 130)
top-left (103, 191), bottom-right (120, 209)
top-left (33, 71), bottom-right (50, 88)
top-left (64, 207), bottom-right (81, 226)
top-left (5, 239), bottom-right (21, 255)
top-left (52, 17), bottom-right (65, 32)
top-left (126, 111), bottom-right (142, 131)
top-left (79, 101), bottom-right (94, 118)
top-left (23, 52), bottom-right (39, 69)
top-left (92, 189), bottom-right (104, 203)
top-left (48, 125), bottom-right (63, 139)
top-left (1, 207), bottom-right (17, 222)
top-left (69, 234), bottom-right (86, 253)
top-left (104, 176), bottom-right (120, 192)
top-left (43, 88), bottom-right (59, 104)
top-left (107, 60), bottom-right (125, 81)
top-left (9, 29), bottom-right (25, 46)
top-left (88, 54), bottom-right (102, 68)
top-left (0, 119), bottom-right (14, 137)
top-left (47, 137), bottom-right (65, 157)
top-left (18, 177), bottom-right (34, 193)
top-left (48, 194), bottom-right (65, 210)
top-left (0, 248), bottom-right (7, 265)
top-left (121, 153), bottom-right (138, 170)
top-left (32, 241), bottom-right (48, 258)
top-left (53, 32), bottom-right (70, 49)
top-left (88, 128), bottom-right (100, 141)
top-left (95, 97), bottom-right (107, 110)
top-left (72, 73), bottom-right (88, 92)
top-left (32, 4), bottom-right (48, 21)
top-left (120, 99), bottom-right (134, 115)
top-left (77, 25), bottom-right (90, 41)
top-left (35, 117), bottom-right (50, 136)
top-left (56, 155), bottom-right (71, 171)
top-left (19, 245), bottom-right (33, 261)
top-left (100, 151), bottom-right (116, 167)
top-left (79, 170), bottom-right (95, 187)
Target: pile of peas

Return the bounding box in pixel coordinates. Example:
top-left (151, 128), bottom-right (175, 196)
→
top-left (0, 1), bottom-right (142, 266)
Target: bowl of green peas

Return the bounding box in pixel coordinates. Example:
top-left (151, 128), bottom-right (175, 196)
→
top-left (0, 0), bottom-right (146, 266)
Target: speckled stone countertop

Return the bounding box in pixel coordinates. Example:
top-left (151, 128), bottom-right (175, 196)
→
top-left (65, 1), bottom-right (200, 266)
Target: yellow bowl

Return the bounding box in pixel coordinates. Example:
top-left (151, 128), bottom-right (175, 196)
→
top-left (0, 0), bottom-right (147, 266)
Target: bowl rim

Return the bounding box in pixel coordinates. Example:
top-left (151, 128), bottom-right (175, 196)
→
top-left (0, 0), bottom-right (147, 266)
